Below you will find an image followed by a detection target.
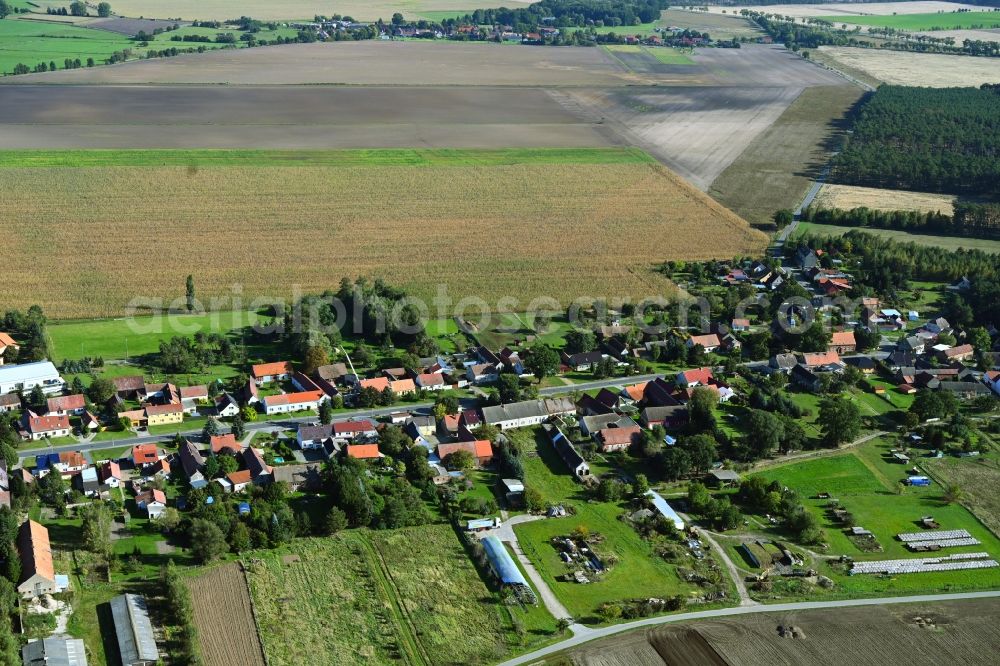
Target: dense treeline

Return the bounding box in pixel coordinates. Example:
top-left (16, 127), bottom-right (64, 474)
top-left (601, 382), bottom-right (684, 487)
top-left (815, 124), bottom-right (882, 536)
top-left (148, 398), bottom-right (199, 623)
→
top-left (802, 230), bottom-right (1000, 326)
top-left (803, 203), bottom-right (1000, 240)
top-left (832, 86), bottom-right (1000, 197)
top-left (456, 0), bottom-right (669, 32)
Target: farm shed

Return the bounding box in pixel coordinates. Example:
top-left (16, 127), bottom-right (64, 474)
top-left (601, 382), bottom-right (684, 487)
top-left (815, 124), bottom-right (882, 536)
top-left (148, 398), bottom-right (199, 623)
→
top-left (110, 593), bottom-right (160, 666)
top-left (707, 469), bottom-right (741, 487)
top-left (645, 490), bottom-right (685, 531)
top-left (21, 636), bottom-right (87, 666)
top-left (482, 536), bottom-right (527, 588)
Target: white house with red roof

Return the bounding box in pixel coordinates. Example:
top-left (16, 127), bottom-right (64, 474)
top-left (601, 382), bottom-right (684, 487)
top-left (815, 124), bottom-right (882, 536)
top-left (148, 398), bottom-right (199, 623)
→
top-left (686, 334), bottom-right (721, 353)
top-left (251, 361), bottom-right (293, 385)
top-left (46, 394), bottom-right (86, 416)
top-left (23, 413), bottom-right (71, 441)
top-left (676, 367), bottom-right (713, 388)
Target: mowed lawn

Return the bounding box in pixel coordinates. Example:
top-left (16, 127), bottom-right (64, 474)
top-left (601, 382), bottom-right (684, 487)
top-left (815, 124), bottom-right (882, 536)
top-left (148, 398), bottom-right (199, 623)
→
top-left (821, 11), bottom-right (1000, 31)
top-left (0, 19), bottom-right (136, 75)
top-left (514, 429), bottom-right (702, 621)
top-left (0, 148), bottom-right (766, 318)
top-left (753, 446), bottom-right (1000, 598)
top-left (46, 310), bottom-right (266, 362)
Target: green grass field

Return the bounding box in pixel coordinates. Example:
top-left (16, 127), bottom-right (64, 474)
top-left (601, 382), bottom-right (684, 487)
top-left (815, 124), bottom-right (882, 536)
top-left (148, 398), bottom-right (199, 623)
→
top-left (820, 10), bottom-right (1000, 31)
top-left (795, 221), bottom-right (1000, 253)
top-left (0, 147), bottom-right (655, 168)
top-left (47, 310), bottom-right (267, 361)
top-left (514, 427), bottom-right (704, 621)
top-left (752, 444), bottom-right (1000, 598)
top-left (246, 528), bottom-right (546, 666)
top-left (0, 18), bottom-right (138, 75)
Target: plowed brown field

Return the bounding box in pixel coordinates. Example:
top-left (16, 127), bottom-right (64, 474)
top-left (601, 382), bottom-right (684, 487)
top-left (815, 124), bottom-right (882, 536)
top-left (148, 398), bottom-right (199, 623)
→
top-left (188, 563), bottom-right (266, 666)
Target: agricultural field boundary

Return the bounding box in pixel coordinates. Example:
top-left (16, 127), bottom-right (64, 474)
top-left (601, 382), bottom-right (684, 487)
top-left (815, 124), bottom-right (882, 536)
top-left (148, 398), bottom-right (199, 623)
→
top-left (0, 147), bottom-right (654, 168)
top-left (361, 535), bottom-right (431, 666)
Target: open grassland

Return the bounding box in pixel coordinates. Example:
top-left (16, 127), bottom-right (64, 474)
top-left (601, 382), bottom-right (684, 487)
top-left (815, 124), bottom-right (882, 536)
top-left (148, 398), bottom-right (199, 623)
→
top-left (813, 184), bottom-right (957, 215)
top-left (565, 598), bottom-right (1000, 666)
top-left (245, 534), bottom-right (417, 665)
top-left (659, 8), bottom-right (764, 40)
top-left (794, 221), bottom-right (1000, 253)
top-left (924, 457), bottom-right (1000, 537)
top-left (46, 310), bottom-right (266, 361)
top-left (246, 529), bottom-right (537, 666)
top-left (820, 10), bottom-right (1000, 31)
top-left (815, 46), bottom-right (1000, 87)
top-left (709, 85), bottom-right (863, 227)
top-left (371, 525), bottom-right (556, 663)
top-left (102, 0), bottom-right (529, 21)
top-left (514, 428), bottom-right (704, 621)
top-left (188, 563), bottom-right (266, 666)
top-left (0, 18), bottom-right (136, 75)
top-left (0, 148), bottom-right (766, 319)
top-left (753, 445), bottom-right (1000, 598)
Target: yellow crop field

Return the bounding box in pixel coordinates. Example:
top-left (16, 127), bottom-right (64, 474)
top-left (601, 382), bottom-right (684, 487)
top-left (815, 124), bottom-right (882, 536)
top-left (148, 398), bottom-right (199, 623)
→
top-left (814, 184), bottom-right (957, 215)
top-left (1, 149), bottom-right (767, 319)
top-left (105, 0), bottom-right (529, 21)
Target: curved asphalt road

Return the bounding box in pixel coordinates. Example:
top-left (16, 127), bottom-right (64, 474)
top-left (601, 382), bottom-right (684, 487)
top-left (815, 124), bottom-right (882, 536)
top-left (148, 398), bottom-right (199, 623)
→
top-left (498, 590), bottom-right (1000, 666)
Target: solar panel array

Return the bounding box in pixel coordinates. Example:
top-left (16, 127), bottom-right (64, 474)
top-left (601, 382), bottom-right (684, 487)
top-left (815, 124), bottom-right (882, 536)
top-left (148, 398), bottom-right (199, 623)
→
top-left (897, 529), bottom-right (971, 542)
top-left (851, 552), bottom-right (998, 575)
top-left (906, 537), bottom-right (981, 550)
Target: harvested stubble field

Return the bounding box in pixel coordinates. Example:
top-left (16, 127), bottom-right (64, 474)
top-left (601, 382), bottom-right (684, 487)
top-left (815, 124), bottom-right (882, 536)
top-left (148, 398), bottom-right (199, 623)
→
top-left (0, 148), bottom-right (767, 318)
top-left (0, 85), bottom-right (613, 149)
top-left (813, 184), bottom-right (957, 215)
top-left (567, 597), bottom-right (1000, 666)
top-left (709, 85), bottom-right (864, 227)
top-left (815, 46), bottom-right (1000, 87)
top-left (706, 2), bottom-right (983, 19)
top-left (3, 40), bottom-right (848, 88)
top-left (106, 0), bottom-right (530, 21)
top-left (794, 221), bottom-right (1000, 253)
top-left (188, 563), bottom-right (266, 666)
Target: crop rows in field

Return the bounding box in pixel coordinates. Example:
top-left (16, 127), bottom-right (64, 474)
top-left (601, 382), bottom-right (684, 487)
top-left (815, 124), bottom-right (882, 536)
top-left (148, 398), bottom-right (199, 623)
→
top-left (188, 563), bottom-right (266, 666)
top-left (0, 148), bottom-right (767, 319)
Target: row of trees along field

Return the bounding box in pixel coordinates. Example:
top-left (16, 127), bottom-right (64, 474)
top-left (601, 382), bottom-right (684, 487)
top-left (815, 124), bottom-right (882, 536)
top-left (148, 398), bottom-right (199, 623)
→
top-left (803, 203), bottom-right (1000, 240)
top-left (456, 0), bottom-right (669, 31)
top-left (800, 230), bottom-right (1000, 328)
top-left (831, 85), bottom-right (1000, 197)
top-left (744, 11), bottom-right (1000, 55)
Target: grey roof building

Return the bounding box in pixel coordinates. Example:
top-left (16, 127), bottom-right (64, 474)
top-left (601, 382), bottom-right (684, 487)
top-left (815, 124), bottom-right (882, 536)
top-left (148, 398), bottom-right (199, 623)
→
top-left (22, 636), bottom-right (87, 666)
top-left (110, 593), bottom-right (159, 666)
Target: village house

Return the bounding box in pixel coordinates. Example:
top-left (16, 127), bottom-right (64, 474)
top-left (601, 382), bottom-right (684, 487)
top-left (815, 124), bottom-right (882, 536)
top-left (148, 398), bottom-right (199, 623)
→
top-left (800, 350), bottom-right (843, 371)
top-left (99, 461), bottom-right (123, 487)
top-left (243, 446), bottom-right (272, 484)
top-left (261, 390), bottom-right (324, 415)
top-left (179, 440), bottom-right (207, 488)
top-left (179, 384), bottom-right (208, 409)
top-left (225, 470), bottom-right (253, 493)
top-left (143, 382), bottom-right (180, 405)
top-left (136, 489), bottom-right (167, 518)
top-left (676, 366), bottom-right (713, 388)
top-left (985, 370), bottom-right (1000, 397)
top-left (0, 332), bottom-right (19, 366)
top-left (595, 425), bottom-right (641, 453)
top-left (828, 330), bottom-right (857, 354)
top-left (466, 363), bottom-right (500, 385)
top-left (480, 397), bottom-right (576, 430)
top-left (23, 413), bottom-right (71, 441)
top-left (0, 360), bottom-right (64, 396)
top-left (55, 450), bottom-right (86, 475)
top-left (272, 463), bottom-right (322, 492)
top-left (251, 361), bottom-right (293, 385)
top-left (17, 519), bottom-right (57, 598)
top-left (939, 344), bottom-right (975, 363)
top-left (209, 433), bottom-right (241, 455)
top-left (561, 350), bottom-right (604, 372)
top-left (543, 423), bottom-right (589, 480)
top-left (315, 362), bottom-right (350, 384)
top-left (214, 392), bottom-right (240, 417)
top-left (297, 423), bottom-right (334, 450)
top-left (578, 413), bottom-right (636, 437)
top-left (0, 392), bottom-right (19, 413)
top-left (131, 443), bottom-right (160, 467)
top-left (73, 466), bottom-right (101, 497)
top-left (143, 402), bottom-right (184, 426)
top-left (437, 440), bottom-right (494, 467)
top-left (686, 334), bottom-right (720, 353)
top-left (415, 372), bottom-right (447, 391)
top-left (641, 404), bottom-right (687, 429)
top-left (112, 375), bottom-right (146, 398)
top-left (80, 411), bottom-right (100, 432)
top-left (346, 443), bottom-right (381, 460)
top-left (333, 419), bottom-right (378, 443)
top-left (46, 393), bottom-right (86, 416)
top-left (791, 364), bottom-right (822, 392)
